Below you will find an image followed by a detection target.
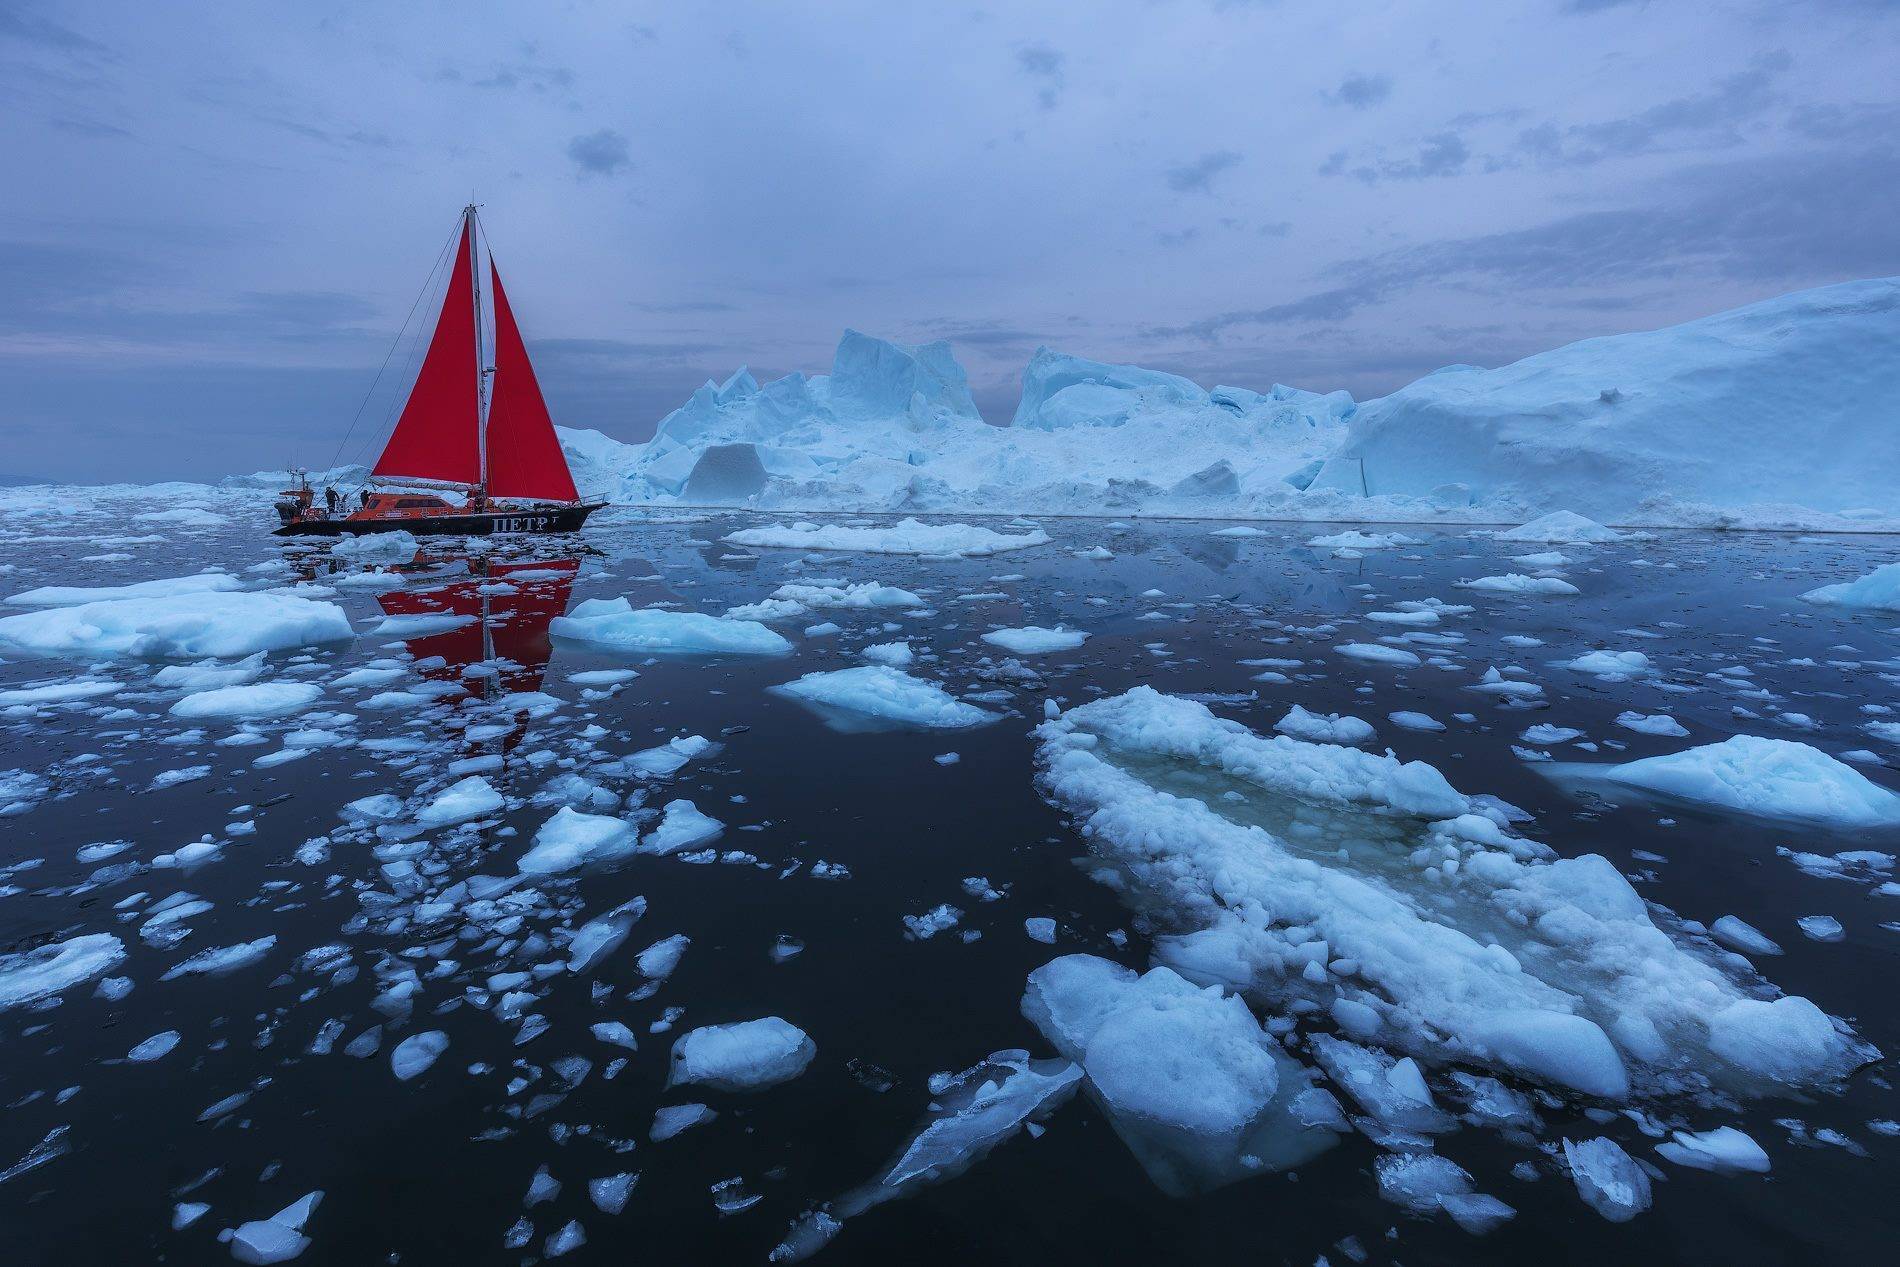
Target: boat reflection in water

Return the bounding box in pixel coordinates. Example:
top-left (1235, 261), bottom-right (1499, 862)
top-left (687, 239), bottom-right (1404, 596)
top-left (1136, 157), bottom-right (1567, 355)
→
top-left (370, 551), bottom-right (582, 758)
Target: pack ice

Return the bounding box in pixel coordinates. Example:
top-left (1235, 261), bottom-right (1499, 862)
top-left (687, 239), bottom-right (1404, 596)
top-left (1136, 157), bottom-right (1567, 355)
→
top-left (1034, 688), bottom-right (1869, 1103)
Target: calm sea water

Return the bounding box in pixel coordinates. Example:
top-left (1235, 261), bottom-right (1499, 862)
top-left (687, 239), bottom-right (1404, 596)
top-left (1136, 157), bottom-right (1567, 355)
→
top-left (0, 500), bottom-right (1894, 1264)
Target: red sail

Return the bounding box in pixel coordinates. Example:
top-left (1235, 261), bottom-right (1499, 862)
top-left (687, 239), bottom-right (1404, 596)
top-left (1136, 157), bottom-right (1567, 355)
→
top-left (373, 221), bottom-right (481, 486)
top-left (485, 260), bottom-right (579, 502)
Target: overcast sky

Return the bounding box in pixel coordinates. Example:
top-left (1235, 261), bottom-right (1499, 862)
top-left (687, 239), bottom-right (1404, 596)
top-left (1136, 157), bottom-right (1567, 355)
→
top-left (3, 0), bottom-right (1896, 483)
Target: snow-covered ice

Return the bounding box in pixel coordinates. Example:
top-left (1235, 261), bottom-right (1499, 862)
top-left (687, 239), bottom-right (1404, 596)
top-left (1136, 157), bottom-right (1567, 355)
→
top-left (550, 598), bottom-right (792, 656)
top-left (0, 591), bottom-right (353, 660)
top-left (1602, 735), bottom-right (1900, 827)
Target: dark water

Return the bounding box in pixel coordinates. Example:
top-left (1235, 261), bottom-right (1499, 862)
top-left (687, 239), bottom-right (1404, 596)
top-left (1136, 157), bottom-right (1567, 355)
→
top-left (0, 499), bottom-right (1895, 1265)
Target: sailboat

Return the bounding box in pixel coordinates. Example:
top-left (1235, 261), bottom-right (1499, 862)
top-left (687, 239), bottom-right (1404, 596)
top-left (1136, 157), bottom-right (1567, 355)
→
top-left (274, 205), bottom-right (606, 537)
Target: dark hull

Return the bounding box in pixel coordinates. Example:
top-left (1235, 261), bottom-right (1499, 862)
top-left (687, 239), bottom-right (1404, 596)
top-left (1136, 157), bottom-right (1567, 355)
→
top-left (275, 501), bottom-right (606, 538)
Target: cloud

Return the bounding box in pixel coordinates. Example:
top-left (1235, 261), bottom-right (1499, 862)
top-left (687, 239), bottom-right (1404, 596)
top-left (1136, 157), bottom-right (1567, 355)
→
top-left (1327, 131), bottom-right (1470, 182)
top-left (1016, 42), bottom-right (1065, 110)
top-left (567, 128), bottom-right (632, 175)
top-left (1165, 149), bottom-right (1243, 193)
top-left (1329, 73), bottom-right (1392, 109)
top-left (0, 6), bottom-right (106, 53)
top-left (1154, 144), bottom-right (1900, 340)
top-left (1517, 52), bottom-right (1789, 166)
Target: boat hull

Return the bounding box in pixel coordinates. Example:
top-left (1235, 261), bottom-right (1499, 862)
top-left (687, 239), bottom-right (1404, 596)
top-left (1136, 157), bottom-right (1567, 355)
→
top-left (274, 501), bottom-right (607, 538)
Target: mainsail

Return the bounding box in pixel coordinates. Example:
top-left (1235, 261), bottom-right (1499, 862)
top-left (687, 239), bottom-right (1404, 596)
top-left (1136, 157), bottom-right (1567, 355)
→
top-left (372, 219), bottom-right (482, 486)
top-left (485, 261), bottom-right (580, 503)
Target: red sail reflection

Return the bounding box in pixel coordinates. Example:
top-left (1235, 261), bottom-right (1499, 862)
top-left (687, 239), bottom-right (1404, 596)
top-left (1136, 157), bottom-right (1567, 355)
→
top-left (375, 556), bottom-right (579, 696)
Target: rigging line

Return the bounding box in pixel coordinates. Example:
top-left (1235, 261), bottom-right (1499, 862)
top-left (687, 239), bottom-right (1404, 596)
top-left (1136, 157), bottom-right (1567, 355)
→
top-left (340, 244), bottom-right (455, 489)
top-left (325, 213), bottom-right (463, 484)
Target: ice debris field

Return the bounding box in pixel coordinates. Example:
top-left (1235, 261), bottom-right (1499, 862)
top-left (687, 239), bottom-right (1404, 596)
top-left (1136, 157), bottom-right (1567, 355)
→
top-left (2, 330), bottom-right (1900, 1262)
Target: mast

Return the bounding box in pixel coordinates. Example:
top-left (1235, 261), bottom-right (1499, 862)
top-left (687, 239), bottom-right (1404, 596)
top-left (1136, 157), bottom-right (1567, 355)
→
top-left (467, 204), bottom-right (488, 498)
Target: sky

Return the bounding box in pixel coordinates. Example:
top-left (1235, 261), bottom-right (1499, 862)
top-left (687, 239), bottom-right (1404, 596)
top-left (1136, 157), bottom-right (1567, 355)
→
top-left (2, 0), bottom-right (1897, 484)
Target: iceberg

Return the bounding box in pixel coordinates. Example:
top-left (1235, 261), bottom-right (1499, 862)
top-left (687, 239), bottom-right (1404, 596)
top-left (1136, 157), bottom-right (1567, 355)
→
top-left (0, 591), bottom-right (353, 660)
top-left (1311, 278), bottom-right (1900, 526)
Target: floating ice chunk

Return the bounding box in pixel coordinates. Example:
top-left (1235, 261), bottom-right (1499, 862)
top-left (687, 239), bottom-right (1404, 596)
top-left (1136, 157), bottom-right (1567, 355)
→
top-left (1710, 916), bottom-right (1782, 956)
top-left (416, 776), bottom-right (503, 827)
top-left (1335, 643), bottom-right (1421, 667)
top-left (1561, 650), bottom-right (1650, 678)
top-left (1309, 1036), bottom-right (1455, 1137)
top-left (1616, 711), bottom-right (1688, 737)
top-left (723, 519), bottom-right (1050, 557)
top-left (4, 571), bottom-right (243, 608)
top-left (623, 734), bottom-right (714, 779)
top-left (862, 640), bottom-right (913, 666)
top-left (0, 591), bottom-right (353, 660)
top-left (1522, 724), bottom-right (1583, 745)
top-left (0, 933), bottom-right (125, 1009)
top-left (1603, 735), bottom-right (1900, 827)
top-left (518, 808), bottom-right (638, 874)
top-left (1463, 1010), bottom-right (1629, 1100)
top-left (128, 1030), bottom-right (182, 1062)
top-left (727, 581), bottom-right (922, 621)
top-left (637, 934), bottom-right (691, 979)
top-left (1797, 914), bottom-right (1844, 942)
top-left (652, 1103), bottom-right (718, 1141)
top-left (1024, 917), bottom-right (1057, 944)
top-left (1458, 574), bottom-right (1580, 596)
top-left (669, 1017), bottom-right (816, 1091)
top-left (641, 800), bottom-right (724, 855)
top-left (1496, 512), bottom-right (1621, 544)
top-left (903, 904), bottom-right (963, 940)
top-left (1800, 562), bottom-right (1900, 612)
top-left (1274, 704), bottom-right (1374, 745)
top-left (774, 1051), bottom-right (1082, 1261)
top-left (391, 1030), bottom-right (449, 1081)
top-left (1706, 995), bottom-right (1849, 1083)
top-left (773, 666), bottom-right (997, 730)
top-left (162, 936), bottom-right (277, 980)
top-left (331, 530), bottom-right (418, 561)
top-left (589, 1172), bottom-right (637, 1215)
top-left (567, 899), bottom-right (647, 973)
top-left (0, 678), bottom-right (120, 705)
top-left (228, 1190), bottom-right (322, 1265)
top-left (980, 626), bottom-right (1088, 655)
top-left (1655, 1125), bottom-right (1771, 1173)
top-left (372, 612), bottom-right (473, 638)
top-left (1388, 710), bottom-right (1446, 732)
top-left (550, 598), bottom-right (791, 655)
top-left (1307, 530), bottom-right (1416, 551)
top-left (1022, 955), bottom-right (1336, 1196)
top-left (1562, 1137), bottom-right (1651, 1222)
top-left (171, 682), bottom-right (323, 720)
top-left (1375, 1151), bottom-right (1473, 1212)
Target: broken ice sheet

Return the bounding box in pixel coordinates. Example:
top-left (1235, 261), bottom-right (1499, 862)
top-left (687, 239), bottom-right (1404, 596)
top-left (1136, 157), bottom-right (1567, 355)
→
top-left (772, 1051), bottom-right (1082, 1262)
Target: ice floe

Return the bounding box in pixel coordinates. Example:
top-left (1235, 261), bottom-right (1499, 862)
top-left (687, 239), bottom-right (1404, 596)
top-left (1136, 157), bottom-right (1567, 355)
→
top-left (550, 598), bottom-right (792, 656)
top-left (723, 519), bottom-right (1050, 557)
top-left (668, 1017), bottom-right (815, 1091)
top-left (1602, 735), bottom-right (1900, 827)
top-left (772, 666), bottom-right (997, 730)
top-left (0, 591), bottom-right (353, 660)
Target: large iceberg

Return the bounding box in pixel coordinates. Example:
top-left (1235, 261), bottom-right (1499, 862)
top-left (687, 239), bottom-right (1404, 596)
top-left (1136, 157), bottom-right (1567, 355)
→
top-left (552, 278), bottom-right (1900, 530)
top-left (1308, 278), bottom-right (1900, 526)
